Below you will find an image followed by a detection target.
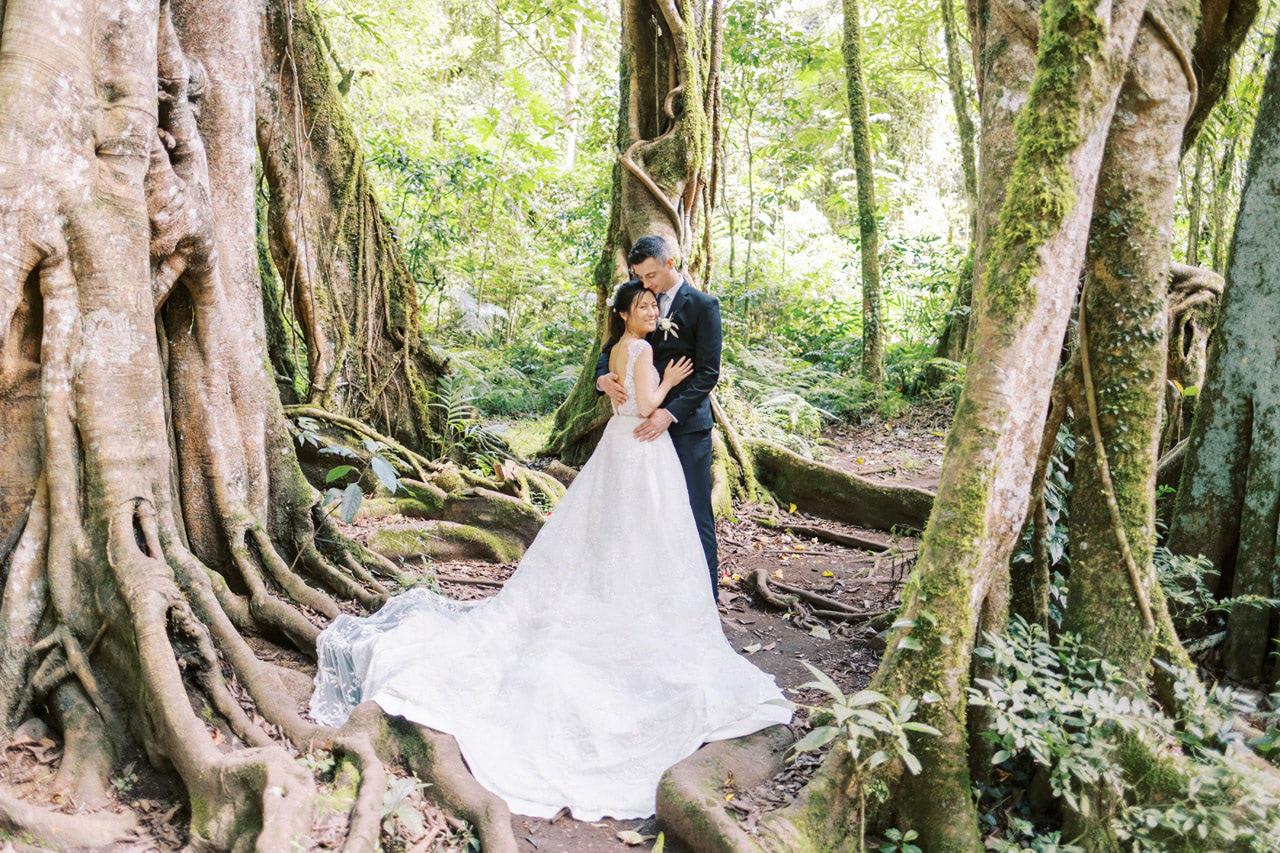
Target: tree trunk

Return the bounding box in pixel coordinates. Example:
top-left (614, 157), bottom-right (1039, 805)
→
top-left (933, 0), bottom-right (978, 363)
top-left (256, 0), bottom-right (446, 455)
top-left (841, 0), bottom-right (884, 388)
top-left (1062, 0), bottom-right (1198, 685)
top-left (1169, 24), bottom-right (1280, 687)
top-left (0, 1), bottom-right (498, 848)
top-left (545, 0), bottom-right (722, 463)
top-left (562, 14), bottom-right (584, 171)
top-left (1184, 139), bottom-right (1204, 264)
top-left (750, 1), bottom-right (1148, 849)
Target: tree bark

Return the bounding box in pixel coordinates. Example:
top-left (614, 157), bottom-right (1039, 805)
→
top-left (0, 0), bottom-right (475, 847)
top-left (933, 0), bottom-right (978, 363)
top-left (1169, 23), bottom-right (1280, 686)
top-left (1062, 0), bottom-right (1198, 685)
top-left (841, 0), bottom-right (884, 388)
top-left (256, 0), bottom-right (446, 455)
top-left (748, 1), bottom-right (1149, 849)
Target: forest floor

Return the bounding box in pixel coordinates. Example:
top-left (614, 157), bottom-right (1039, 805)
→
top-left (0, 411), bottom-right (942, 852)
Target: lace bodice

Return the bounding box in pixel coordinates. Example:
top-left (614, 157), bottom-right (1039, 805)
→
top-left (614, 338), bottom-right (659, 417)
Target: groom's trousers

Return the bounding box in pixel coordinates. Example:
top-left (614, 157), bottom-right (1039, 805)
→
top-left (671, 428), bottom-right (718, 596)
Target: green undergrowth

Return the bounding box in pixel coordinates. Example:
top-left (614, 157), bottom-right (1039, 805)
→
top-left (972, 618), bottom-right (1280, 852)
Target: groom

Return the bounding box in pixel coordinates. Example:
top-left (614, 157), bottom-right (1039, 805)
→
top-left (595, 235), bottom-right (723, 596)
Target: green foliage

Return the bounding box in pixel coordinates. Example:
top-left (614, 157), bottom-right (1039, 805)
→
top-left (298, 749), bottom-right (336, 777)
top-left (1012, 423), bottom-right (1074, 624)
top-left (790, 661), bottom-right (938, 778)
top-left (877, 827), bottom-right (922, 853)
top-left (971, 618), bottom-right (1280, 852)
top-left (431, 373), bottom-right (510, 466)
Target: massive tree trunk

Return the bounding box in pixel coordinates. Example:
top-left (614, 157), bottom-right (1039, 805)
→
top-left (545, 0), bottom-right (722, 464)
top-left (256, 0), bottom-right (446, 456)
top-left (841, 0), bottom-right (884, 388)
top-left (933, 0), bottom-right (979, 363)
top-left (0, 1), bottom-right (516, 849)
top-left (1169, 24), bottom-right (1280, 687)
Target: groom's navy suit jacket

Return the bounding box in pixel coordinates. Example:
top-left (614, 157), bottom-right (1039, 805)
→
top-left (593, 279), bottom-right (723, 434)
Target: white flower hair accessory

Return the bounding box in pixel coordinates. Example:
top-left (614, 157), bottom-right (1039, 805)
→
top-left (604, 282), bottom-right (625, 309)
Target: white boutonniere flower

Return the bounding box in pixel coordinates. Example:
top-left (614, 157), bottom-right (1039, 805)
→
top-left (657, 317), bottom-right (679, 341)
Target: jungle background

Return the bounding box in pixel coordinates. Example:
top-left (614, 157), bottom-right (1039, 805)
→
top-left (2, 0), bottom-right (1280, 850)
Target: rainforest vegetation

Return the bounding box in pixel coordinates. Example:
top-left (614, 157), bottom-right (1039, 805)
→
top-left (0, 0), bottom-right (1278, 850)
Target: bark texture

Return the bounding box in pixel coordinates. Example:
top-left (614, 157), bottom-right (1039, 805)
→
top-left (933, 0), bottom-right (979, 363)
top-left (0, 0), bottom-right (489, 848)
top-left (257, 0), bottom-right (445, 455)
top-left (841, 0), bottom-right (884, 388)
top-left (1170, 24), bottom-right (1280, 686)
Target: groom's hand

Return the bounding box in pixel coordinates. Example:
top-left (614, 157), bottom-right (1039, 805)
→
top-left (634, 409), bottom-right (674, 441)
top-left (597, 373), bottom-right (627, 407)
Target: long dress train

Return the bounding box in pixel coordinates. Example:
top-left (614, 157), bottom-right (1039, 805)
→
top-left (309, 338), bottom-right (792, 820)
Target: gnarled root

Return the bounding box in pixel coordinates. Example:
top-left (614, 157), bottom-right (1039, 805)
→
top-left (343, 704), bottom-right (519, 853)
top-left (746, 440), bottom-right (934, 532)
top-left (656, 726), bottom-right (793, 853)
top-left (0, 789), bottom-right (137, 850)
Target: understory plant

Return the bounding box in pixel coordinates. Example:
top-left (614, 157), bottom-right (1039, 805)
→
top-left (971, 618), bottom-right (1280, 852)
top-left (790, 662), bottom-right (939, 849)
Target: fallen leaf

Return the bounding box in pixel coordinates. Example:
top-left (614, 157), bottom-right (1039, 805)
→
top-left (742, 643), bottom-right (762, 654)
top-left (774, 569), bottom-right (783, 579)
top-left (794, 544), bottom-right (806, 551)
top-left (810, 625), bottom-right (831, 640)
top-left (788, 503), bottom-right (796, 513)
top-left (616, 830), bottom-right (653, 845)
top-left (856, 457), bottom-right (865, 463)
top-left (822, 571), bottom-right (834, 577)
top-left (762, 641), bottom-right (777, 651)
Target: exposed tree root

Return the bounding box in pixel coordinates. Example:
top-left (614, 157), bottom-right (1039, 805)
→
top-left (757, 519), bottom-right (892, 552)
top-left (0, 790), bottom-right (137, 850)
top-left (745, 440), bottom-right (934, 533)
top-left (343, 704), bottom-right (519, 853)
top-left (656, 726), bottom-right (794, 853)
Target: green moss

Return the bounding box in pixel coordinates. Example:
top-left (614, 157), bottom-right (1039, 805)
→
top-left (315, 758), bottom-right (361, 815)
top-left (367, 523), bottom-right (522, 563)
top-left (983, 0), bottom-right (1108, 325)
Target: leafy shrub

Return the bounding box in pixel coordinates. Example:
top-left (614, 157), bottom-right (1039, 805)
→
top-left (971, 618), bottom-right (1280, 852)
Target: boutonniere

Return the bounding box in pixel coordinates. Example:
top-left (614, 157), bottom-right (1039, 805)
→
top-left (657, 317), bottom-right (680, 341)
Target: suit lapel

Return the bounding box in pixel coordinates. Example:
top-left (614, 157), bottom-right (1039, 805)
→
top-left (665, 277), bottom-right (693, 321)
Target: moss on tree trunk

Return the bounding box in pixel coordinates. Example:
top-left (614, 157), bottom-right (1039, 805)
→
top-left (841, 0), bottom-right (884, 388)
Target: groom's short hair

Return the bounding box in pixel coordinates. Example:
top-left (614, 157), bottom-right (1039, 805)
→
top-left (628, 235), bottom-right (673, 267)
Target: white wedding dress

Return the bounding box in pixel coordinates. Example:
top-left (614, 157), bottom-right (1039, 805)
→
top-left (309, 338), bottom-right (792, 820)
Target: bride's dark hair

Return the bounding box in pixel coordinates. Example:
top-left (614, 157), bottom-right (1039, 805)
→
top-left (602, 279), bottom-right (649, 356)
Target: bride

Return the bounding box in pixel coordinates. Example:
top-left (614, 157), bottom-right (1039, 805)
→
top-left (310, 280), bottom-right (792, 821)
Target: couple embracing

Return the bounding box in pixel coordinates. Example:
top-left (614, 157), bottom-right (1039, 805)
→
top-left (311, 236), bottom-right (791, 820)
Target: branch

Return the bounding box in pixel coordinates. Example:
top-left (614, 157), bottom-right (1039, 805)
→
top-left (1144, 7), bottom-right (1198, 113)
top-left (284, 404), bottom-right (434, 481)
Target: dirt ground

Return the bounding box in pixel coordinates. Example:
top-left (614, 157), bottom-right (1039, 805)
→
top-left (0, 417), bottom-right (939, 852)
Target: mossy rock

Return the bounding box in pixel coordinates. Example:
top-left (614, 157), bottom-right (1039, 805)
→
top-left (441, 488), bottom-right (545, 548)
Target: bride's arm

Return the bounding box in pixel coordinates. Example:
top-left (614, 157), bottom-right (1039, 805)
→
top-left (633, 345), bottom-right (692, 417)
